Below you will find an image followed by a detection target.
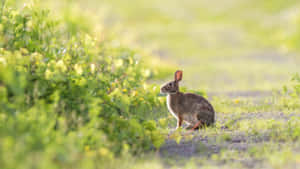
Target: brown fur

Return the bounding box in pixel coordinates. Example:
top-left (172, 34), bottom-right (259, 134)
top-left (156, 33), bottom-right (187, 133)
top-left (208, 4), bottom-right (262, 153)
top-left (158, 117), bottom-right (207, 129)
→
top-left (161, 70), bottom-right (215, 130)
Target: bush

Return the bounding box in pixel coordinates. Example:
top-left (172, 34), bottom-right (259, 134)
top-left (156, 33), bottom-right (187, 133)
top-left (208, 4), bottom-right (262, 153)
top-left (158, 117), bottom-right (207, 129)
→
top-left (0, 3), bottom-right (166, 168)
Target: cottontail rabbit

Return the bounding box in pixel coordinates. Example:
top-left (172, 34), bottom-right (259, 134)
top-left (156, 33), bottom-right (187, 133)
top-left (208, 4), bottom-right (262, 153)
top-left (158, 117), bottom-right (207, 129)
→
top-left (160, 70), bottom-right (215, 130)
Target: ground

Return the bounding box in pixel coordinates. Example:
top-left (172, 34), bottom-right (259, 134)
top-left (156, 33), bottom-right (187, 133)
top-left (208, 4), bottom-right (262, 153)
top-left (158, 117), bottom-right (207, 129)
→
top-left (157, 92), bottom-right (300, 168)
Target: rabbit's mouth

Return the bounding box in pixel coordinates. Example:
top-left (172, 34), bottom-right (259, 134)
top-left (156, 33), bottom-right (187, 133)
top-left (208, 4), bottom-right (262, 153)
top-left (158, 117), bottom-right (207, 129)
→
top-left (167, 91), bottom-right (177, 94)
top-left (161, 88), bottom-right (177, 94)
top-left (160, 88), bottom-right (167, 94)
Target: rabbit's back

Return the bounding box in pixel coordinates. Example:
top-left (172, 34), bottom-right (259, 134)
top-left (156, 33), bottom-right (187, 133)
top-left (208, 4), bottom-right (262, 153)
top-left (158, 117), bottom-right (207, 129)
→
top-left (181, 93), bottom-right (215, 126)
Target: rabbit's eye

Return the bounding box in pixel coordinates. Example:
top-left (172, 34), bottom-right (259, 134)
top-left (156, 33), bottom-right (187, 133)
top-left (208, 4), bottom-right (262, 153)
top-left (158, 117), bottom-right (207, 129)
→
top-left (168, 83), bottom-right (172, 87)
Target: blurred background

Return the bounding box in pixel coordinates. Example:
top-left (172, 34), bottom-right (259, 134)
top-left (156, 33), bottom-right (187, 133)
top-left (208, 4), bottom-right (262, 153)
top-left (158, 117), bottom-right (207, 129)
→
top-left (10, 0), bottom-right (300, 92)
top-left (2, 1), bottom-right (300, 168)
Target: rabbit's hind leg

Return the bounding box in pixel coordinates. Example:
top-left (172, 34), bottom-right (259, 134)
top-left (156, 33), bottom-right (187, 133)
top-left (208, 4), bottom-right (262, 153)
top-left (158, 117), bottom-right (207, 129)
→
top-left (185, 124), bottom-right (194, 130)
top-left (191, 120), bottom-right (203, 130)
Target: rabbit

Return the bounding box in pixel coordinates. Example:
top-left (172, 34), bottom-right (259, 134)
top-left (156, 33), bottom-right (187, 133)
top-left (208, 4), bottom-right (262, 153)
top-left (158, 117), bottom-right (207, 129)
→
top-left (160, 70), bottom-right (215, 130)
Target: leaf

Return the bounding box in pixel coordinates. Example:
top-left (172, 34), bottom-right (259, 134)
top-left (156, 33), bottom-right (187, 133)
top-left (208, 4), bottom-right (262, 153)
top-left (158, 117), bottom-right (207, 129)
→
top-left (151, 130), bottom-right (165, 149)
top-left (143, 120), bottom-right (157, 131)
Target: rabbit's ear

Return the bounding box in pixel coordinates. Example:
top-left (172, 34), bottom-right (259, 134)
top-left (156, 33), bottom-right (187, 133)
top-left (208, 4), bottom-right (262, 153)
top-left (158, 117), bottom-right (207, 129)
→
top-left (174, 70), bottom-right (183, 82)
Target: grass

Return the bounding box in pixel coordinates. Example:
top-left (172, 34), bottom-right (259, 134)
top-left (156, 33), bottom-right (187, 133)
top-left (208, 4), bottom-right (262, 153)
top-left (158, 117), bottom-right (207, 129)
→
top-left (157, 101), bottom-right (300, 168)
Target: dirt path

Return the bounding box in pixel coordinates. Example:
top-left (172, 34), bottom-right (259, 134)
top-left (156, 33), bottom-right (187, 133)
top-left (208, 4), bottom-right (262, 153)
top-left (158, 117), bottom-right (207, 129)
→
top-left (207, 91), bottom-right (273, 99)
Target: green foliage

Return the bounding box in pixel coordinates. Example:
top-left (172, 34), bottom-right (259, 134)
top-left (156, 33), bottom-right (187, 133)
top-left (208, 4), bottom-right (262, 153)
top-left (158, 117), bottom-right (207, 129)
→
top-left (0, 3), bottom-right (166, 169)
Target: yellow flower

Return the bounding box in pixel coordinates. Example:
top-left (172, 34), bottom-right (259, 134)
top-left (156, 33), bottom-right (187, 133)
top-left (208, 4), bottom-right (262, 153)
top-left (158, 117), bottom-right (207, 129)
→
top-left (98, 147), bottom-right (109, 156)
top-left (84, 145), bottom-right (90, 152)
top-left (234, 99), bottom-right (240, 104)
top-left (122, 88), bottom-right (127, 92)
